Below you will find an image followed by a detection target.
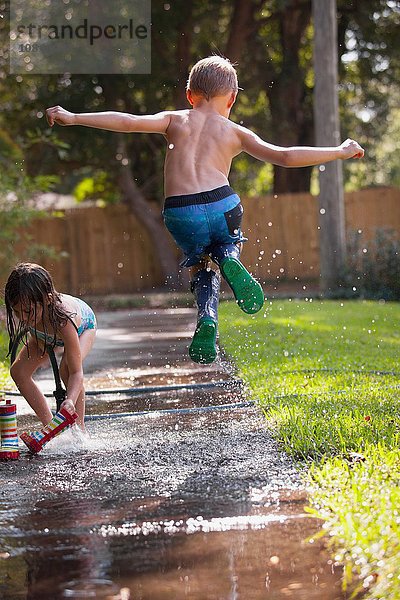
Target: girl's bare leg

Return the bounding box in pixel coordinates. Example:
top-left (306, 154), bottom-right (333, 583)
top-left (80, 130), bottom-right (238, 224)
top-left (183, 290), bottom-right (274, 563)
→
top-left (10, 340), bottom-right (53, 425)
top-left (60, 329), bottom-right (96, 431)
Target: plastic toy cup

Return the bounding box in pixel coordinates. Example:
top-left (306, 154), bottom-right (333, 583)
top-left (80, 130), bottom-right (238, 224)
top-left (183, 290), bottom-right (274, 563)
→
top-left (0, 397), bottom-right (20, 460)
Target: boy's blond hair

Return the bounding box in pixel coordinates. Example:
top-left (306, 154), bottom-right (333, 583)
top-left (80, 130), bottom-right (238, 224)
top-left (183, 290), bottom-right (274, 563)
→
top-left (186, 56), bottom-right (239, 100)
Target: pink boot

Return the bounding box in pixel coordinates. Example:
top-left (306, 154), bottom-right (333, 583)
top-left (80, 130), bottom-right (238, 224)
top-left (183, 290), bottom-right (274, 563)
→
top-left (20, 407), bottom-right (78, 454)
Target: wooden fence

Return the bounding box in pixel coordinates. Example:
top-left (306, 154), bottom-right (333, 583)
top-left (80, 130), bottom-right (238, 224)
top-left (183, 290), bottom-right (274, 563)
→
top-left (242, 186), bottom-right (400, 284)
top-left (9, 186), bottom-right (400, 295)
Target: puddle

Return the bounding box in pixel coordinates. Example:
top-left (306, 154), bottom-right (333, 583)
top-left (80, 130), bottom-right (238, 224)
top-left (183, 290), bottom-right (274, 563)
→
top-left (0, 492), bottom-right (350, 600)
top-left (0, 408), bottom-right (355, 600)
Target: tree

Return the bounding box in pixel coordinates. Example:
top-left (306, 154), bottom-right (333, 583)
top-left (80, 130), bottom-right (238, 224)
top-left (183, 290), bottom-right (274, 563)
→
top-left (312, 0), bottom-right (345, 293)
top-left (336, 0), bottom-right (400, 189)
top-left (1, 0), bottom-right (399, 290)
top-left (249, 0), bottom-right (314, 194)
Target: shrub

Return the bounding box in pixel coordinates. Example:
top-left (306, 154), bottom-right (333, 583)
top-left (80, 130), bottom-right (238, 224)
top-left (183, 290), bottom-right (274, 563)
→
top-left (0, 167), bottom-right (60, 281)
top-left (338, 228), bottom-right (400, 300)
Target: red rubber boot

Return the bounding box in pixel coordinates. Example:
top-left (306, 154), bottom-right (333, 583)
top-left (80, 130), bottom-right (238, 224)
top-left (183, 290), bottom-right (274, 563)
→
top-left (20, 407), bottom-right (78, 454)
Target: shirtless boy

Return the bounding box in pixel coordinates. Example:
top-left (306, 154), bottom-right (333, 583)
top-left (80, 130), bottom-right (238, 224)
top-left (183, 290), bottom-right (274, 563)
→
top-left (46, 56), bottom-right (364, 364)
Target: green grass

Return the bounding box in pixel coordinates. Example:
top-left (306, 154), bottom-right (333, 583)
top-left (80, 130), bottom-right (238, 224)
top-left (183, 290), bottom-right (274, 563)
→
top-left (0, 314), bottom-right (11, 389)
top-left (219, 299), bottom-right (400, 599)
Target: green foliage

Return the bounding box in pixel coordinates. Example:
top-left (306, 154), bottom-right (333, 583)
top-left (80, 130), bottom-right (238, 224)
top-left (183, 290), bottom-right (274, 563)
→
top-left (230, 155), bottom-right (274, 197)
top-left (337, 0), bottom-right (400, 189)
top-left (0, 172), bottom-right (35, 279)
top-left (0, 129), bottom-right (23, 164)
top-left (0, 305), bottom-right (11, 388)
top-left (73, 171), bottom-right (120, 204)
top-left (0, 167), bottom-right (61, 280)
top-left (339, 229), bottom-right (400, 300)
top-left (219, 299), bottom-right (400, 598)
top-left (1, 1), bottom-right (399, 198)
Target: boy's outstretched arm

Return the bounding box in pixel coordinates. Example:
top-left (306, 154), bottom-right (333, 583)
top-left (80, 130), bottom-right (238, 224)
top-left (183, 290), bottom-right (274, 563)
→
top-left (46, 106), bottom-right (171, 134)
top-left (238, 127), bottom-right (364, 167)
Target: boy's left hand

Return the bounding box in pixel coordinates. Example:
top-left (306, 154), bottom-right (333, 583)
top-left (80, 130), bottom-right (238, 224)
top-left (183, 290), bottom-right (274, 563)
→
top-left (340, 138), bottom-right (364, 160)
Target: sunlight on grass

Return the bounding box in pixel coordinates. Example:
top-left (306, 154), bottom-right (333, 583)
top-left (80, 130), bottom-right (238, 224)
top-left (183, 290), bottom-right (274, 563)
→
top-left (220, 299), bottom-right (400, 599)
top-left (308, 445), bottom-right (400, 600)
top-left (0, 328), bottom-right (11, 389)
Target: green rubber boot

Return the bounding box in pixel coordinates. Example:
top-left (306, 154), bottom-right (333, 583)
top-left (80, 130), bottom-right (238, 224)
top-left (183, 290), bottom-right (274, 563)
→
top-left (189, 317), bottom-right (218, 364)
top-left (220, 257), bottom-right (264, 314)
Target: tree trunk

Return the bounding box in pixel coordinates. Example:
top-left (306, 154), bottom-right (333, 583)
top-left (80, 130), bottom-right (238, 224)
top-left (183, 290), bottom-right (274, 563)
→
top-left (172, 3), bottom-right (193, 109)
top-left (312, 0), bottom-right (345, 294)
top-left (225, 0), bottom-right (261, 62)
top-left (99, 79), bottom-right (181, 289)
top-left (117, 143), bottom-right (180, 290)
top-left (273, 165), bottom-right (313, 194)
top-left (266, 0), bottom-right (313, 193)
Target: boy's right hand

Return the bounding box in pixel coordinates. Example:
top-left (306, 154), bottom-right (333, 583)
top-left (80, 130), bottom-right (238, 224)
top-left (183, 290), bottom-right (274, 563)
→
top-left (339, 138), bottom-right (364, 160)
top-left (46, 106), bottom-right (76, 127)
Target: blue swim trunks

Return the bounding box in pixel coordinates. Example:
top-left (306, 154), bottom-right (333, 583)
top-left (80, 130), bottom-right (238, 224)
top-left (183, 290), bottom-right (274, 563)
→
top-left (163, 185), bottom-right (247, 267)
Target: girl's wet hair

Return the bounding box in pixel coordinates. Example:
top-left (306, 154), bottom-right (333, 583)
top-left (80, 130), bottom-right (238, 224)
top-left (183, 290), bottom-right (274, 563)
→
top-left (4, 263), bottom-right (71, 355)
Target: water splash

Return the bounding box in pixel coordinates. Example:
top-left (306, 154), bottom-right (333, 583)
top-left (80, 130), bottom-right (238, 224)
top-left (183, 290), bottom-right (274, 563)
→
top-left (96, 513), bottom-right (304, 538)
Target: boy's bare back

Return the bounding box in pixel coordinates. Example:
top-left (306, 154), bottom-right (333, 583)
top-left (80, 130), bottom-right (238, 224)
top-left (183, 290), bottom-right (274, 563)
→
top-left (164, 108), bottom-right (241, 196)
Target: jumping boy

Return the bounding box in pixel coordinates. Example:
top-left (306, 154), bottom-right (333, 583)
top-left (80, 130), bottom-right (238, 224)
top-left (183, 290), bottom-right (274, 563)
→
top-left (46, 55), bottom-right (364, 364)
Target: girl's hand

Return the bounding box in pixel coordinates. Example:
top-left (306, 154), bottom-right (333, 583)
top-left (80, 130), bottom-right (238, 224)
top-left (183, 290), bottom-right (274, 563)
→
top-left (60, 399), bottom-right (76, 415)
top-left (46, 106), bottom-right (76, 127)
top-left (340, 138), bottom-right (364, 160)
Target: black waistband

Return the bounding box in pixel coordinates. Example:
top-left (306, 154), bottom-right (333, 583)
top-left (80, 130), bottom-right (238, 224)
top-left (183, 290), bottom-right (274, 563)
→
top-left (164, 185), bottom-right (236, 208)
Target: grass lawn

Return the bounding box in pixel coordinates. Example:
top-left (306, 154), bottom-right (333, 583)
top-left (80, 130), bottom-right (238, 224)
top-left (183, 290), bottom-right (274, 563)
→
top-left (219, 299), bottom-right (400, 600)
top-left (0, 321), bottom-right (11, 389)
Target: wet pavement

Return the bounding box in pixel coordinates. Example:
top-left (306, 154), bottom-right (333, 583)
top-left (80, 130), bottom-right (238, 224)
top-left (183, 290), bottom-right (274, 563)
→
top-left (0, 309), bottom-right (356, 599)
